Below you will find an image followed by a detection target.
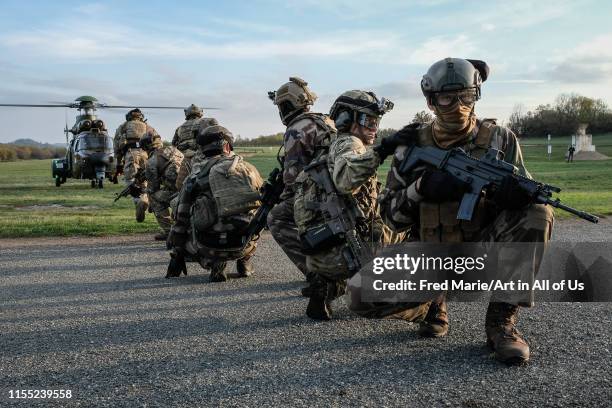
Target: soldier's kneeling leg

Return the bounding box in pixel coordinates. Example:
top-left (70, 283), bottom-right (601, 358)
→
top-left (210, 261), bottom-right (228, 282)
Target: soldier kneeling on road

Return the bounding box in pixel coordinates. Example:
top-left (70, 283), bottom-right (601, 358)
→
top-left (140, 133), bottom-right (184, 241)
top-left (166, 125), bottom-right (264, 282)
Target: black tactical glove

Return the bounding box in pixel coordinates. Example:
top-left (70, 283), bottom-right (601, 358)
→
top-left (492, 175), bottom-right (532, 210)
top-left (374, 123), bottom-right (420, 161)
top-left (416, 169), bottom-right (468, 203)
top-left (166, 248), bottom-right (188, 278)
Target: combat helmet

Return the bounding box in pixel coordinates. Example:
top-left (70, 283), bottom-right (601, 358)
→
top-left (126, 108), bottom-right (144, 121)
top-left (184, 104), bottom-right (203, 119)
top-left (196, 125), bottom-right (234, 155)
top-left (268, 77), bottom-right (317, 125)
top-left (329, 90), bottom-right (394, 132)
top-left (140, 133), bottom-right (163, 152)
top-left (421, 58), bottom-right (489, 105)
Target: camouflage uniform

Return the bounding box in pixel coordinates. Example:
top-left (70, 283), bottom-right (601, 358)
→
top-left (305, 133), bottom-right (384, 280)
top-left (173, 152), bottom-right (258, 280)
top-left (267, 112), bottom-right (336, 278)
top-left (114, 117), bottom-right (160, 219)
top-left (174, 118), bottom-right (219, 191)
top-left (145, 144), bottom-right (184, 236)
top-left (349, 118), bottom-right (553, 318)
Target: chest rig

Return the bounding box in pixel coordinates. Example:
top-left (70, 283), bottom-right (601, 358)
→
top-left (417, 119), bottom-right (500, 242)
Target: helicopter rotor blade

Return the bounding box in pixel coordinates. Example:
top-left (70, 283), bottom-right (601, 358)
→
top-left (0, 103), bottom-right (74, 108)
top-left (98, 104), bottom-right (220, 110)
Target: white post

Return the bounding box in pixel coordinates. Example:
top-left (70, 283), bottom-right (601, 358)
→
top-left (547, 134), bottom-right (552, 160)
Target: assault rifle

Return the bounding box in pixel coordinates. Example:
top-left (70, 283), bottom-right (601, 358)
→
top-left (398, 145), bottom-right (599, 223)
top-left (301, 159), bottom-right (374, 277)
top-left (113, 168), bottom-right (145, 202)
top-left (242, 167), bottom-right (285, 245)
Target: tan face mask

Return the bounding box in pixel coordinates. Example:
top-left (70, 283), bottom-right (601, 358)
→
top-left (432, 101), bottom-right (476, 148)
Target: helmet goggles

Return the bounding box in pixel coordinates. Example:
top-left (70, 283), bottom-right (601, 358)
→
top-left (357, 113), bottom-right (380, 130)
top-left (432, 89), bottom-right (478, 107)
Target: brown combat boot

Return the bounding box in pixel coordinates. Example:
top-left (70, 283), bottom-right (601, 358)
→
top-left (135, 199), bottom-right (148, 223)
top-left (418, 298), bottom-right (449, 338)
top-left (236, 257), bottom-right (254, 278)
top-left (209, 262), bottom-right (228, 282)
top-left (485, 302), bottom-right (530, 365)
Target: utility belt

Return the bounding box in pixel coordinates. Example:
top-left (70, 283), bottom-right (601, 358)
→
top-left (196, 216), bottom-right (251, 249)
top-left (122, 142), bottom-right (141, 154)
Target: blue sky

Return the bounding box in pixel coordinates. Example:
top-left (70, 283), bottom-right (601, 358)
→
top-left (0, 0), bottom-right (611, 143)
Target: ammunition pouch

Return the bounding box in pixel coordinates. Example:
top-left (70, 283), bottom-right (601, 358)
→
top-left (300, 223), bottom-right (345, 254)
top-left (419, 200), bottom-right (488, 242)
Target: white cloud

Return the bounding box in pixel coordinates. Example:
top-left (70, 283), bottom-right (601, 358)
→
top-left (398, 35), bottom-right (477, 65)
top-left (547, 33), bottom-right (612, 83)
top-left (0, 23), bottom-right (396, 61)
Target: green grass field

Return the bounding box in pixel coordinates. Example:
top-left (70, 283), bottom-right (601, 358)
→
top-left (0, 138), bottom-right (610, 237)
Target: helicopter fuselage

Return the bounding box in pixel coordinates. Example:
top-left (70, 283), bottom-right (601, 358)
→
top-left (53, 130), bottom-right (117, 188)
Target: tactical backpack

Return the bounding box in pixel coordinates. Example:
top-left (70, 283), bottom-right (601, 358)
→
top-left (124, 120), bottom-right (147, 143)
top-left (190, 155), bottom-right (263, 234)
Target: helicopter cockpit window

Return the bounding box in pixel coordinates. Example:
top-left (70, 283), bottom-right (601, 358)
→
top-left (79, 135), bottom-right (112, 150)
top-left (83, 108), bottom-right (95, 116)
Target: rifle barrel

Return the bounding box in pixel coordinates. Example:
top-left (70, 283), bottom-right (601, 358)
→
top-left (545, 198), bottom-right (599, 223)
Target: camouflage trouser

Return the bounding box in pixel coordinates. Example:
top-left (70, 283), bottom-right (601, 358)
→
top-left (307, 223), bottom-right (407, 283)
top-left (149, 189), bottom-right (174, 234)
top-left (348, 203), bottom-right (555, 320)
top-left (175, 149), bottom-right (195, 191)
top-left (194, 237), bottom-right (258, 273)
top-left (267, 196), bottom-right (310, 278)
top-left (124, 148), bottom-right (148, 206)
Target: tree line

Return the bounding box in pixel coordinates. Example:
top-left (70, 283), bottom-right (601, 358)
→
top-left (232, 111), bottom-right (435, 148)
top-left (0, 144), bottom-right (66, 161)
top-left (508, 93), bottom-right (612, 138)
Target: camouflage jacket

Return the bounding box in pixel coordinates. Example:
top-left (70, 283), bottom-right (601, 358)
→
top-left (327, 132), bottom-right (384, 235)
top-left (172, 117), bottom-right (219, 153)
top-left (282, 112), bottom-right (336, 198)
top-left (380, 118), bottom-right (530, 233)
top-left (114, 120), bottom-right (160, 157)
top-left (145, 146), bottom-right (184, 195)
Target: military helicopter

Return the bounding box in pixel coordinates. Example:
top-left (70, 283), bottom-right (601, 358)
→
top-left (0, 96), bottom-right (189, 188)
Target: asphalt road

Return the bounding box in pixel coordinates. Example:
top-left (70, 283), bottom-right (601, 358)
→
top-left (1, 220), bottom-right (611, 407)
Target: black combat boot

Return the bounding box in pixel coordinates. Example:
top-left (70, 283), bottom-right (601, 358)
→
top-left (209, 262), bottom-right (228, 282)
top-left (301, 273), bottom-right (317, 297)
top-left (154, 232), bottom-right (169, 241)
top-left (306, 276), bottom-right (332, 320)
top-left (418, 297), bottom-right (449, 338)
top-left (236, 257), bottom-right (254, 278)
top-left (306, 278), bottom-right (346, 321)
top-left (485, 302), bottom-right (530, 365)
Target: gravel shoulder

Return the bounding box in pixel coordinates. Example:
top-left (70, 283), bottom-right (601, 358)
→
top-left (1, 220), bottom-right (611, 407)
